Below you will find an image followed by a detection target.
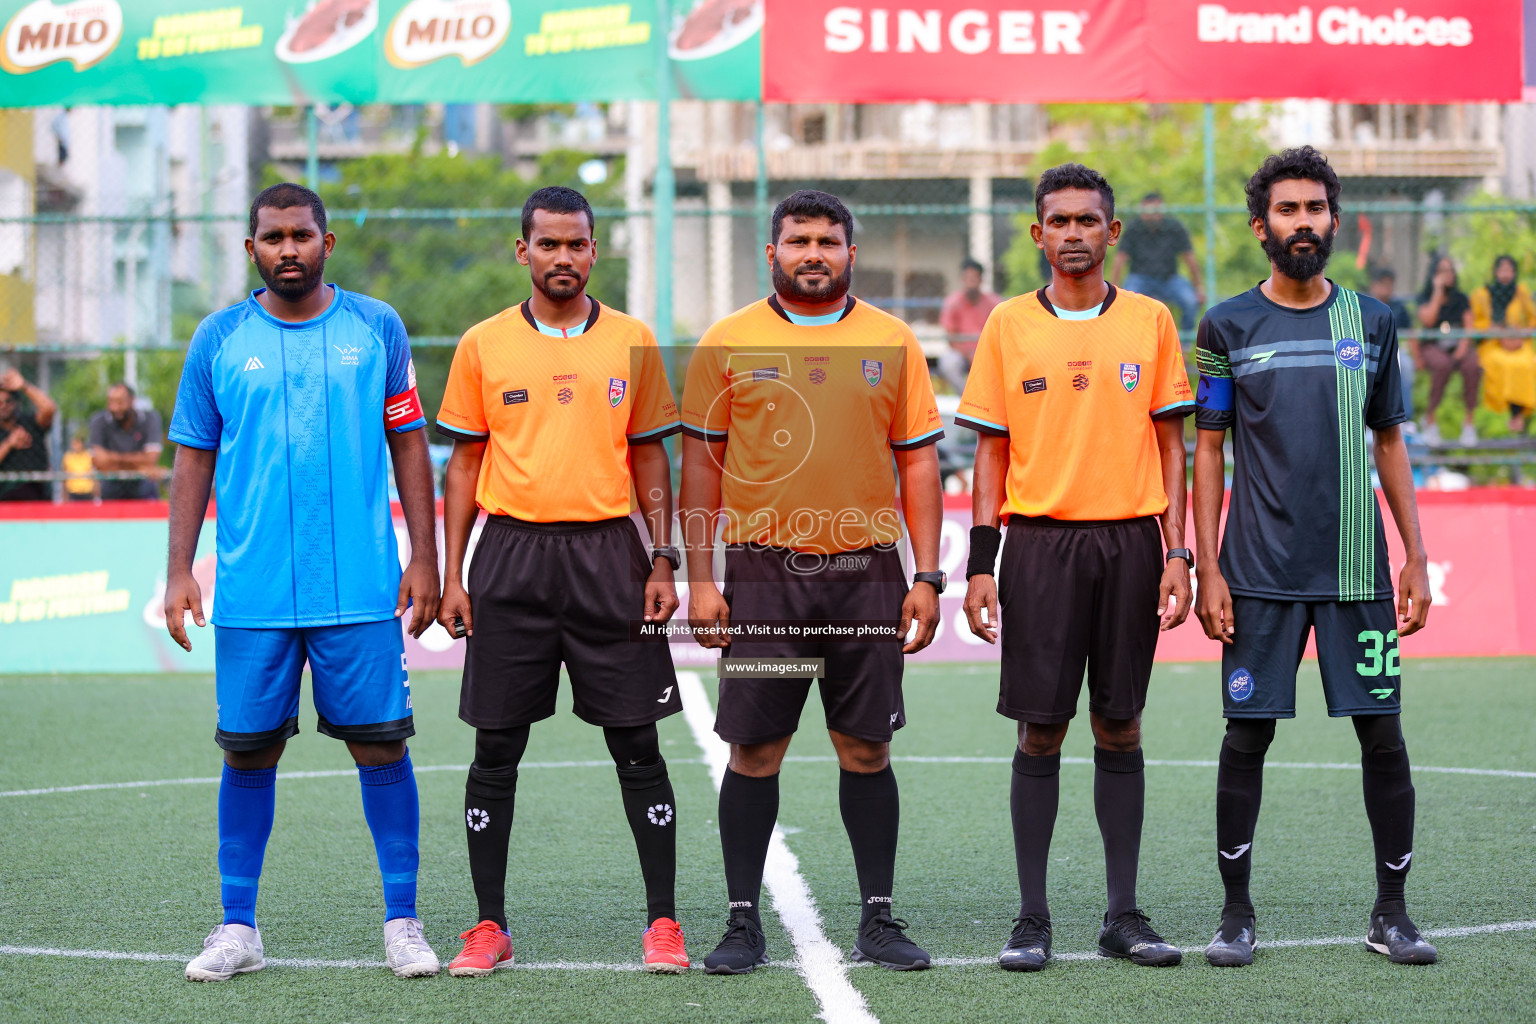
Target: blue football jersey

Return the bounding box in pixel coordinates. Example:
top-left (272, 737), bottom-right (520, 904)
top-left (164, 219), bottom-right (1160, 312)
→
top-left (169, 286), bottom-right (426, 628)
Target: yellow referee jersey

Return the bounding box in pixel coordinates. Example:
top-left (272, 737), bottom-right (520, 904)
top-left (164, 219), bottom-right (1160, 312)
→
top-left (681, 295), bottom-right (942, 554)
top-left (955, 285), bottom-right (1194, 522)
top-left (436, 299), bottom-right (681, 521)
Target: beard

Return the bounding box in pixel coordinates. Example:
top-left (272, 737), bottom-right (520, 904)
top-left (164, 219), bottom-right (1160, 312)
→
top-left (772, 258), bottom-right (852, 305)
top-left (257, 256), bottom-right (325, 302)
top-left (1262, 221), bottom-right (1334, 281)
top-left (535, 266), bottom-right (588, 301)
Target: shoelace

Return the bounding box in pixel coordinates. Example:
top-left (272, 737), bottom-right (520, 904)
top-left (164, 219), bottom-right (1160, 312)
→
top-left (1008, 915), bottom-right (1050, 946)
top-left (861, 914), bottom-right (915, 948)
top-left (390, 921), bottom-right (431, 957)
top-left (1111, 910), bottom-right (1163, 943)
top-left (457, 921), bottom-right (506, 958)
top-left (647, 921), bottom-right (686, 957)
top-left (719, 916), bottom-right (763, 949)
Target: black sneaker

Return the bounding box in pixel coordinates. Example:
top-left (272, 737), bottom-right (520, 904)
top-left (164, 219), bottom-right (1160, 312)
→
top-left (1366, 910), bottom-right (1438, 965)
top-left (1097, 909), bottom-right (1183, 967)
top-left (1204, 904), bottom-right (1257, 967)
top-left (998, 915), bottom-right (1052, 972)
top-left (851, 912), bottom-right (931, 970)
top-left (702, 915), bottom-right (769, 975)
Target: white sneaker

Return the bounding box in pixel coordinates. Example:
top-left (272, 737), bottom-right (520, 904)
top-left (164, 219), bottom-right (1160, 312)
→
top-left (185, 922), bottom-right (264, 982)
top-left (384, 916), bottom-right (440, 978)
top-left (1459, 421), bottom-right (1478, 446)
top-left (1420, 420), bottom-right (1442, 445)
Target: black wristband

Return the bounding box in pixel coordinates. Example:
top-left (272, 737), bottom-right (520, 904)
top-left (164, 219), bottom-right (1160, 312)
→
top-left (966, 525), bottom-right (1003, 580)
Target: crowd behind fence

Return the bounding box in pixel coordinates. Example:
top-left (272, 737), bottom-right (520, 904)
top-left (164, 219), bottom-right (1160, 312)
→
top-left (4, 102), bottom-right (1536, 501)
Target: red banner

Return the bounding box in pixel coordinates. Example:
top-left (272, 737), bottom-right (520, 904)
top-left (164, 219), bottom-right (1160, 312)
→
top-left (763, 0), bottom-right (1524, 102)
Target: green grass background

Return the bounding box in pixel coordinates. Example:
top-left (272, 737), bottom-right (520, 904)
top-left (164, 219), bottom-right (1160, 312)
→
top-left (1, 658), bottom-right (1533, 1023)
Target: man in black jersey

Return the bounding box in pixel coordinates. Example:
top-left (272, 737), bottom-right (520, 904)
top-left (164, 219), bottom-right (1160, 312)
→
top-left (1193, 147), bottom-right (1436, 967)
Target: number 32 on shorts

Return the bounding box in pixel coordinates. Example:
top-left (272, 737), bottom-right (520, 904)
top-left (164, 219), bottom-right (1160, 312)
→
top-left (1356, 629), bottom-right (1400, 677)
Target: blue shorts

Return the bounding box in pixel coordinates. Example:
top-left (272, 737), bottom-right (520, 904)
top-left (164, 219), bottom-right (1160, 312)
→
top-left (1221, 597), bottom-right (1403, 719)
top-left (213, 619), bottom-right (414, 751)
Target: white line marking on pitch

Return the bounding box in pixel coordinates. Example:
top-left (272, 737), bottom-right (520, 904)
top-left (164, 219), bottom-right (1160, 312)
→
top-left (676, 670), bottom-right (878, 1024)
top-left (6, 921), bottom-right (1534, 974)
top-left (5, 753), bottom-right (1530, 800)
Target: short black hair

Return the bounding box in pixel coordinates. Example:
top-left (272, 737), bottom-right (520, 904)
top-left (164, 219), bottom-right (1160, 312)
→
top-left (1142, 190), bottom-right (1163, 203)
top-left (771, 190), bottom-right (854, 246)
top-left (1371, 266), bottom-right (1396, 283)
top-left (1245, 146), bottom-right (1341, 223)
top-left (522, 186), bottom-right (594, 240)
top-left (1034, 163), bottom-right (1114, 222)
top-left (249, 183), bottom-right (326, 237)
top-left (960, 258), bottom-right (984, 274)
top-left (109, 381), bottom-right (135, 398)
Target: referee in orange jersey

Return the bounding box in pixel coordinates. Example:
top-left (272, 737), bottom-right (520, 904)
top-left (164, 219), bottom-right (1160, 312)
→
top-left (681, 190), bottom-right (945, 974)
top-left (956, 164), bottom-right (1195, 971)
top-left (433, 187), bottom-right (690, 975)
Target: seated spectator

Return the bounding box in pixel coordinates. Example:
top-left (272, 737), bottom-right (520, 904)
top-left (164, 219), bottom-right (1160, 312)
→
top-left (89, 382), bottom-right (164, 500)
top-left (1368, 267), bottom-right (1416, 428)
top-left (0, 366), bottom-right (56, 502)
top-left (1416, 255), bottom-right (1478, 445)
top-left (1112, 191), bottom-right (1205, 329)
top-left (63, 434), bottom-right (97, 502)
top-left (937, 258), bottom-right (1001, 392)
top-left (1469, 254), bottom-right (1536, 435)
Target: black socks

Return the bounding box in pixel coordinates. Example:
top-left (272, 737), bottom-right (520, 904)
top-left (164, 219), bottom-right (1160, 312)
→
top-left (1094, 747), bottom-right (1145, 919)
top-left (464, 725), bottom-right (530, 930)
top-left (718, 768), bottom-right (780, 924)
top-left (839, 766), bottom-right (900, 926)
top-left (1214, 718), bottom-right (1274, 911)
top-left (615, 757), bottom-right (679, 925)
top-left (1360, 746), bottom-right (1415, 912)
top-left (1010, 749), bottom-right (1060, 919)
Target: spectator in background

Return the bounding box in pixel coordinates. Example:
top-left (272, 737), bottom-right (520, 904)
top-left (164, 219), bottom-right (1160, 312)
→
top-left (89, 382), bottom-right (164, 500)
top-left (0, 366), bottom-right (57, 501)
top-left (1112, 191), bottom-right (1205, 329)
top-left (1469, 255), bottom-right (1536, 435)
top-left (937, 258), bottom-right (1001, 392)
top-left (1368, 267), bottom-right (1417, 431)
top-left (1416, 255), bottom-right (1478, 446)
top-left (63, 434), bottom-right (96, 502)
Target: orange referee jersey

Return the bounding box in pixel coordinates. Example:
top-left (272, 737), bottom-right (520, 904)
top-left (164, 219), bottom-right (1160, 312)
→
top-left (955, 285), bottom-right (1194, 521)
top-left (681, 295), bottom-right (943, 554)
top-left (437, 299), bottom-right (681, 521)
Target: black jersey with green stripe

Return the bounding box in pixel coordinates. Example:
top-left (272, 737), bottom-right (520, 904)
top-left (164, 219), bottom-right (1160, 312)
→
top-left (1194, 282), bottom-right (1406, 602)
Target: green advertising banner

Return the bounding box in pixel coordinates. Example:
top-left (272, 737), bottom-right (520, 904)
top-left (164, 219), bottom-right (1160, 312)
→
top-left (0, 0), bottom-right (760, 106)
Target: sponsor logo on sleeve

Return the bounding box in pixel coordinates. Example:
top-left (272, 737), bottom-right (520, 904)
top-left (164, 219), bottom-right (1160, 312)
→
top-left (503, 389), bottom-right (528, 405)
top-left (752, 367), bottom-right (780, 381)
top-left (1227, 667), bottom-right (1255, 702)
top-left (1023, 377), bottom-right (1047, 394)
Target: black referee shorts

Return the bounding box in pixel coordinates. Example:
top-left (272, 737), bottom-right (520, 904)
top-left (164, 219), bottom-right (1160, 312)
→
top-left (997, 515), bottom-right (1162, 725)
top-left (716, 543), bottom-right (907, 745)
top-left (460, 515), bottom-right (681, 730)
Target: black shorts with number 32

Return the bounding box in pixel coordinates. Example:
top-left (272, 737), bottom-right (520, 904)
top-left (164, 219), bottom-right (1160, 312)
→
top-left (1221, 596), bottom-right (1402, 718)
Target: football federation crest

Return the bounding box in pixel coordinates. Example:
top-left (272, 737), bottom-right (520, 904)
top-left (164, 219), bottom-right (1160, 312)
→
top-left (1334, 337), bottom-right (1364, 370)
top-left (608, 377), bottom-right (627, 407)
top-left (862, 359), bottom-right (883, 387)
top-left (1120, 362), bottom-right (1140, 392)
top-left (1227, 668), bottom-right (1255, 703)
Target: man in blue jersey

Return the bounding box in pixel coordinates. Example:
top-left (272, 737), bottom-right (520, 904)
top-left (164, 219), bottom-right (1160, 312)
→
top-left (1193, 148), bottom-right (1437, 967)
top-left (164, 183), bottom-right (442, 981)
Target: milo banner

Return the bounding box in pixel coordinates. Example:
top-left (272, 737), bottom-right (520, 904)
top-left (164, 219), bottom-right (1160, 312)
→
top-left (0, 0), bottom-right (762, 106)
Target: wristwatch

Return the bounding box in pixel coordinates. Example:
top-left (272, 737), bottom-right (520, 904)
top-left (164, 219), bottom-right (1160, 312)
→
top-left (913, 570), bottom-right (947, 595)
top-left (1166, 548), bottom-right (1194, 570)
top-left (652, 546), bottom-right (681, 571)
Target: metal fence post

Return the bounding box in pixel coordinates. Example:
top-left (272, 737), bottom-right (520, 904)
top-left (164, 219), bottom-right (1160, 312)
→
top-left (755, 100), bottom-right (770, 298)
top-left (305, 105), bottom-right (319, 191)
top-left (652, 0), bottom-right (674, 348)
top-left (1203, 102), bottom-right (1218, 310)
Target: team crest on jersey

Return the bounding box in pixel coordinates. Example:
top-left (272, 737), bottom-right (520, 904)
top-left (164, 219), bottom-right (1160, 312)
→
top-left (862, 359), bottom-right (882, 387)
top-left (1120, 363), bottom-right (1140, 392)
top-left (1227, 668), bottom-right (1255, 703)
top-left (1334, 338), bottom-right (1364, 370)
top-left (609, 378), bottom-right (627, 407)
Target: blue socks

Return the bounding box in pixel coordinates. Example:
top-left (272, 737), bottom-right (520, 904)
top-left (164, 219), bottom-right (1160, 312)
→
top-left (358, 752), bottom-right (420, 922)
top-left (218, 764), bottom-right (277, 928)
